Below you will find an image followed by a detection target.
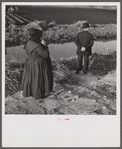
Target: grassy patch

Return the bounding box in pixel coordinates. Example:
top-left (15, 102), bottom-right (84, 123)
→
top-left (89, 51), bottom-right (116, 75)
top-left (52, 60), bottom-right (79, 85)
top-left (59, 51), bottom-right (116, 76)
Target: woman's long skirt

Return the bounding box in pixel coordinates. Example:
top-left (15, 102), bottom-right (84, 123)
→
top-left (21, 57), bottom-right (53, 99)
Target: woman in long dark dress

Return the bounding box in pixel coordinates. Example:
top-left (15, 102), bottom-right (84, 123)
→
top-left (21, 28), bottom-right (53, 99)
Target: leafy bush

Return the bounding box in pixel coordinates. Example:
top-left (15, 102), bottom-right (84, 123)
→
top-left (60, 55), bottom-right (77, 70)
top-left (5, 62), bottom-right (24, 97)
top-left (58, 52), bottom-right (116, 76)
top-left (48, 20), bottom-right (57, 27)
top-left (5, 20), bottom-right (117, 48)
top-left (89, 51), bottom-right (116, 75)
top-left (52, 61), bottom-right (79, 85)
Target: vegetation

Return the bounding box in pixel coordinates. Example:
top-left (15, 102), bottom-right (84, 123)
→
top-left (5, 59), bottom-right (79, 97)
top-left (5, 52), bottom-right (116, 97)
top-left (5, 20), bottom-right (116, 47)
top-left (60, 51), bottom-right (116, 75)
top-left (44, 21), bottom-right (116, 44)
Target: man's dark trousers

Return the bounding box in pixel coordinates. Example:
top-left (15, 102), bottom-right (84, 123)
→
top-left (77, 51), bottom-right (89, 73)
top-left (75, 30), bottom-right (94, 73)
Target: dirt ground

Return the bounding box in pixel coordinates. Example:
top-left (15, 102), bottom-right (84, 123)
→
top-left (5, 69), bottom-right (116, 115)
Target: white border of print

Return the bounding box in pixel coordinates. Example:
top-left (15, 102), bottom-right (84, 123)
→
top-left (2, 2), bottom-right (120, 147)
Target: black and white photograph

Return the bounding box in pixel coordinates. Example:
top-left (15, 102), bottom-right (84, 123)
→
top-left (2, 1), bottom-right (120, 147)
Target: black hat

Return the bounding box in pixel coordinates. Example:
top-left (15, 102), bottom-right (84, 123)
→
top-left (82, 22), bottom-right (90, 28)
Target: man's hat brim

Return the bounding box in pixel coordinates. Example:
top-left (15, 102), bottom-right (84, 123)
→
top-left (82, 25), bottom-right (90, 28)
top-left (82, 22), bottom-right (91, 28)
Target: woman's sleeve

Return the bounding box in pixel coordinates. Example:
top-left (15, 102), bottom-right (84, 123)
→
top-left (36, 45), bottom-right (49, 58)
top-left (23, 39), bottom-right (29, 50)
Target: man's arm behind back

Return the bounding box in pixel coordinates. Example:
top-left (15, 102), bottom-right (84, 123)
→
top-left (75, 32), bottom-right (94, 48)
top-left (85, 33), bottom-right (94, 49)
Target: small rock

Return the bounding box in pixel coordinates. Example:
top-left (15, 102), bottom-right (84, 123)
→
top-left (59, 91), bottom-right (78, 102)
top-left (103, 95), bottom-right (107, 99)
top-left (102, 106), bottom-right (106, 110)
top-left (106, 100), bottom-right (110, 104)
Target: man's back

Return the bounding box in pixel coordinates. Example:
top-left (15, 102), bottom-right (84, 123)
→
top-left (75, 31), bottom-right (94, 55)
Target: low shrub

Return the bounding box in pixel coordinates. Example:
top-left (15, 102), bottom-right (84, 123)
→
top-left (5, 60), bottom-right (79, 97)
top-left (5, 62), bottom-right (24, 97)
top-left (5, 20), bottom-right (117, 48)
top-left (52, 61), bottom-right (79, 85)
top-left (89, 51), bottom-right (116, 75)
top-left (58, 52), bottom-right (116, 76)
top-left (59, 55), bottom-right (77, 70)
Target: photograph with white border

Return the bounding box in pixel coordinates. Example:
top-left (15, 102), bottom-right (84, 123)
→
top-left (2, 2), bottom-right (120, 147)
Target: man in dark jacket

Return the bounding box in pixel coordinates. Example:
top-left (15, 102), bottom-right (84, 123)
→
top-left (75, 22), bottom-right (94, 74)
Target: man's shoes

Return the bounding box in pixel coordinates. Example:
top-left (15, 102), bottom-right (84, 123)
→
top-left (76, 71), bottom-right (87, 74)
top-left (75, 71), bottom-right (79, 74)
top-left (83, 71), bottom-right (87, 74)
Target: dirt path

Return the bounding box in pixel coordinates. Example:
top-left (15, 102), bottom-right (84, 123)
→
top-left (5, 70), bottom-right (116, 115)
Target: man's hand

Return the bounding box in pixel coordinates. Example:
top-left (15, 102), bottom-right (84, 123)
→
top-left (81, 47), bottom-right (85, 51)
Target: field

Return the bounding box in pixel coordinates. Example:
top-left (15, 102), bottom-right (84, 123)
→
top-left (11, 6), bottom-right (116, 24)
top-left (5, 6), bottom-right (117, 47)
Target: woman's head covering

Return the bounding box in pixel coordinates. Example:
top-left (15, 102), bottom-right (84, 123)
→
top-left (28, 27), bottom-right (43, 39)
